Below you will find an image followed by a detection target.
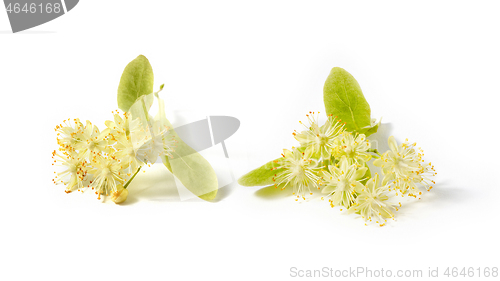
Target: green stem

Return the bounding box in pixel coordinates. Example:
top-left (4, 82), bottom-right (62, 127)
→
top-left (141, 99), bottom-right (150, 122)
top-left (367, 149), bottom-right (382, 157)
top-left (124, 166), bottom-right (142, 189)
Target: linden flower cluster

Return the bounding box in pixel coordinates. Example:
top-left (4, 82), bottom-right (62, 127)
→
top-left (52, 111), bottom-right (176, 204)
top-left (272, 112), bottom-right (436, 226)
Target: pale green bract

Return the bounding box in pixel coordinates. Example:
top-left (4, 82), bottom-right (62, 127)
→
top-left (126, 91), bottom-right (219, 201)
top-left (119, 55), bottom-right (218, 201)
top-left (237, 146), bottom-right (309, 187)
top-left (237, 158), bottom-right (283, 187)
top-left (155, 93), bottom-right (219, 201)
top-left (323, 67), bottom-right (378, 136)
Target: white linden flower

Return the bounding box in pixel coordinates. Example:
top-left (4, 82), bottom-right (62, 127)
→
top-left (391, 162), bottom-right (436, 198)
top-left (320, 156), bottom-right (367, 208)
top-left (55, 118), bottom-right (85, 152)
top-left (373, 136), bottom-right (436, 198)
top-left (333, 132), bottom-right (372, 164)
top-left (134, 120), bottom-right (176, 164)
top-left (88, 155), bottom-right (124, 200)
top-left (52, 150), bottom-right (87, 193)
top-left (348, 173), bottom-right (399, 226)
top-left (150, 121), bottom-right (176, 159)
top-left (272, 147), bottom-right (322, 201)
top-left (76, 121), bottom-right (111, 159)
top-left (293, 112), bottom-right (344, 159)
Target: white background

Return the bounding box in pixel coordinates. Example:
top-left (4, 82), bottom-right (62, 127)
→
top-left (1, 1), bottom-right (499, 280)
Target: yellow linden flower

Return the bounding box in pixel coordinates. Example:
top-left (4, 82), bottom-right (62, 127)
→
top-left (373, 136), bottom-right (436, 198)
top-left (333, 132), bottom-right (371, 164)
top-left (76, 121), bottom-right (112, 159)
top-left (272, 147), bottom-right (322, 200)
top-left (391, 162), bottom-right (436, 198)
top-left (112, 134), bottom-right (143, 174)
top-left (51, 150), bottom-right (87, 193)
top-left (105, 110), bottom-right (130, 137)
top-left (55, 118), bottom-right (84, 152)
top-left (293, 112), bottom-right (344, 159)
top-left (348, 173), bottom-right (399, 226)
top-left (320, 156), bottom-right (367, 208)
top-left (88, 155), bottom-right (124, 200)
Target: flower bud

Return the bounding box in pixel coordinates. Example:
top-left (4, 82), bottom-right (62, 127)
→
top-left (111, 184), bottom-right (128, 204)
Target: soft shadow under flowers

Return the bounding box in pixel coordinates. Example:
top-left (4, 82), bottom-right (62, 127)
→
top-left (120, 165), bottom-right (180, 205)
top-left (254, 185), bottom-right (291, 200)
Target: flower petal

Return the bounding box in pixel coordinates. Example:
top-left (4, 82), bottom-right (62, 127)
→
top-left (382, 173), bottom-right (393, 185)
top-left (388, 136), bottom-right (398, 152)
top-left (339, 156), bottom-right (349, 171)
top-left (322, 185), bottom-right (336, 194)
top-left (353, 181), bottom-right (365, 193)
top-left (373, 158), bottom-right (384, 167)
top-left (354, 167), bottom-right (368, 180)
top-left (357, 152), bottom-right (372, 163)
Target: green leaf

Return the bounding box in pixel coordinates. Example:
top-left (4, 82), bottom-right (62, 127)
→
top-left (154, 94), bottom-right (219, 201)
top-left (237, 158), bottom-right (283, 187)
top-left (117, 55), bottom-right (154, 112)
top-left (323, 67), bottom-right (372, 133)
top-left (359, 118), bottom-right (381, 137)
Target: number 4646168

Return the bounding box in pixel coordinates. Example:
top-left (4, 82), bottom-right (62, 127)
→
top-left (6, 3), bottom-right (62, 14)
top-left (443, 267), bottom-right (498, 278)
